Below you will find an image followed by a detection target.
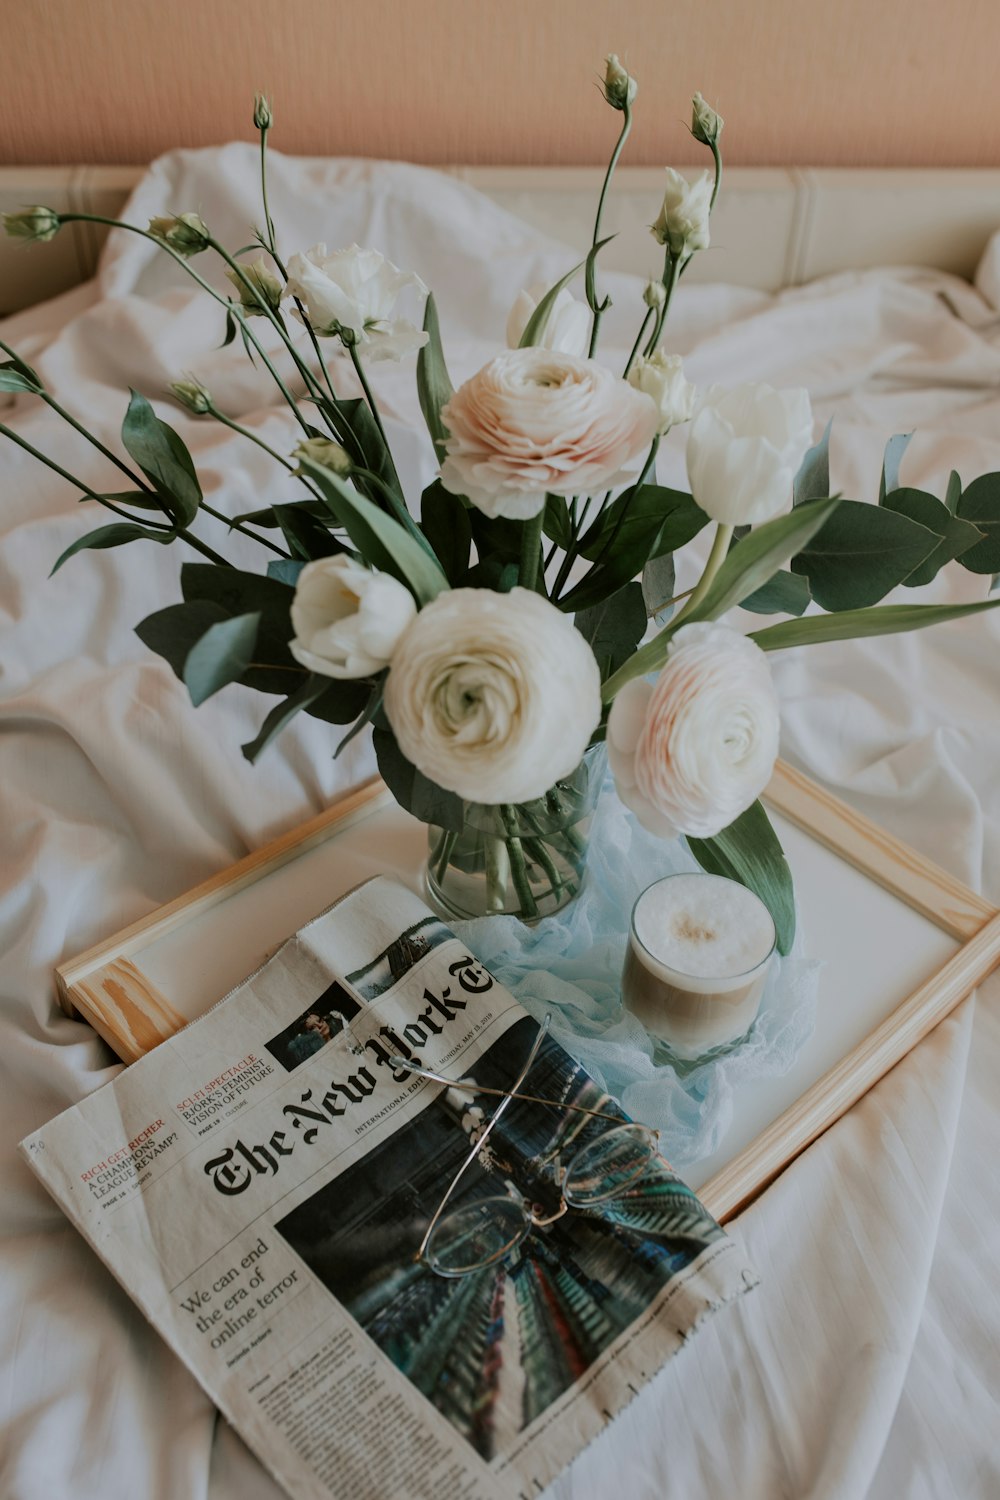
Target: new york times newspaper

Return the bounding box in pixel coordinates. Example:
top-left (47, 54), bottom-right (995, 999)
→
top-left (22, 877), bottom-right (756, 1500)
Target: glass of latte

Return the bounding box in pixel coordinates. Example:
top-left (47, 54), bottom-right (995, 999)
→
top-left (621, 872), bottom-right (776, 1067)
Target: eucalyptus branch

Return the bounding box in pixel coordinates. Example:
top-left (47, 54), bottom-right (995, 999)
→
top-left (587, 102), bottom-right (632, 356)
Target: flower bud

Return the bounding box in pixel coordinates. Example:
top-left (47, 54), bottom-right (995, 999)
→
top-left (253, 94), bottom-right (273, 131)
top-left (224, 256), bottom-right (283, 317)
top-left (148, 212), bottom-right (211, 257)
top-left (170, 378), bottom-right (213, 415)
top-left (293, 437), bottom-right (353, 476)
top-left (3, 206), bottom-right (61, 243)
top-left (643, 280), bottom-right (666, 311)
top-left (691, 92), bottom-right (723, 147)
top-left (603, 54), bottom-right (637, 111)
top-left (651, 168), bottom-right (713, 257)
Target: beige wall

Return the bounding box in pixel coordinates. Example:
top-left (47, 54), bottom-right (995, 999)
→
top-left (2, 0), bottom-right (999, 168)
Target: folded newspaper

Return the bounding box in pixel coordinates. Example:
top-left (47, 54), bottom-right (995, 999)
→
top-left (22, 876), bottom-right (757, 1500)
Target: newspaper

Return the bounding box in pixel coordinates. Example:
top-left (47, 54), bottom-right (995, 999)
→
top-left (22, 876), bottom-right (757, 1500)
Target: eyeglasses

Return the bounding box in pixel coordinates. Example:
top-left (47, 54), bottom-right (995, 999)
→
top-left (390, 1014), bottom-right (663, 1278)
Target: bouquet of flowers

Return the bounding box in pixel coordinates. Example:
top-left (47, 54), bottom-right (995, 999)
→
top-left (3, 61), bottom-right (998, 939)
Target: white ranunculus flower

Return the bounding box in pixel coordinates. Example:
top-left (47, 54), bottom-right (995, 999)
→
top-left (627, 351), bottom-right (697, 434)
top-left (650, 168), bottom-right (713, 257)
top-left (289, 555), bottom-right (417, 679)
top-left (284, 244), bottom-right (429, 362)
top-left (607, 621), bottom-right (780, 839)
top-left (439, 348), bottom-right (659, 521)
top-left (383, 587), bottom-right (602, 804)
top-left (505, 285), bottom-right (591, 356)
top-left (686, 382), bottom-right (814, 526)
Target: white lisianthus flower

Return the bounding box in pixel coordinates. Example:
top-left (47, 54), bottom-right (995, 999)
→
top-left (439, 348), bottom-right (658, 521)
top-left (292, 436), bottom-right (352, 476)
top-left (686, 382), bottom-right (814, 525)
top-left (607, 621), bottom-right (780, 840)
top-left (289, 555), bottom-right (417, 679)
top-left (603, 54), bottom-right (638, 111)
top-left (383, 588), bottom-right (602, 804)
top-left (651, 168), bottom-right (713, 257)
top-left (224, 256), bottom-right (283, 317)
top-left (284, 244), bottom-right (429, 362)
top-left (691, 92), bottom-right (723, 147)
top-left (505, 285), bottom-right (590, 356)
top-left (627, 351), bottom-right (696, 434)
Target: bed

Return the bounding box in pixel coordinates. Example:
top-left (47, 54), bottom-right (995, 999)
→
top-left (2, 146), bottom-right (999, 1499)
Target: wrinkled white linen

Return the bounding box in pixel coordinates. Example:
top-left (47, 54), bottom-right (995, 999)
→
top-left (1, 145), bottom-right (999, 1500)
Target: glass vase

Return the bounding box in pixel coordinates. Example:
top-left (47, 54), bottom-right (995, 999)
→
top-left (424, 746), bottom-right (606, 923)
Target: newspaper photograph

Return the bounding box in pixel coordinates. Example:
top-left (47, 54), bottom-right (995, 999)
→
top-left (21, 876), bottom-right (756, 1500)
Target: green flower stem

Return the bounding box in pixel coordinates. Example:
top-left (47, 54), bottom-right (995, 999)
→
top-left (519, 509), bottom-right (546, 592)
top-left (670, 521), bottom-right (733, 627)
top-left (0, 420), bottom-right (231, 566)
top-left (346, 341), bottom-right (395, 458)
top-left (623, 308), bottom-right (654, 378)
top-left (484, 836), bottom-right (511, 912)
top-left (206, 406), bottom-right (295, 471)
top-left (586, 437), bottom-right (660, 573)
top-left (587, 104), bottom-right (632, 357)
top-left (708, 138), bottom-right (723, 211)
top-left (434, 830), bottom-right (459, 886)
top-left (644, 253), bottom-right (683, 358)
top-left (351, 465), bottom-right (440, 557)
top-left (521, 835), bottom-right (564, 898)
top-left (259, 129), bottom-right (277, 255)
top-left (198, 500), bottom-right (290, 557)
top-left (499, 807), bottom-right (538, 919)
top-left (543, 787), bottom-right (588, 857)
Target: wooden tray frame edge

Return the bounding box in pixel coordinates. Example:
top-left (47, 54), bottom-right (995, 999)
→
top-left (54, 761), bottom-right (1000, 1223)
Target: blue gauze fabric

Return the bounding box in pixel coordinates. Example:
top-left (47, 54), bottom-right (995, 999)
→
top-left (454, 779), bottom-right (821, 1168)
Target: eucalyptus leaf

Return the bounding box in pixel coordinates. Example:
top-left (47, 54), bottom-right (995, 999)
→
top-left (416, 293), bottom-right (454, 464)
top-left (749, 596), bottom-right (1000, 650)
top-left (334, 685), bottom-right (384, 759)
top-left (687, 800), bottom-right (796, 956)
top-left (267, 558), bottom-right (306, 585)
top-left (50, 521), bottom-right (174, 575)
top-left (420, 480), bottom-right (472, 584)
top-left (183, 611), bottom-right (261, 707)
top-left (956, 472), bottom-right (1000, 574)
top-left (469, 510), bottom-right (522, 565)
top-left (271, 502), bottom-right (346, 561)
top-left (641, 552), bottom-right (676, 623)
top-left (543, 495), bottom-right (573, 551)
top-left (878, 431), bottom-right (913, 503)
top-left (518, 239), bottom-right (614, 348)
top-left (574, 583), bottom-right (647, 677)
top-left (121, 390), bottom-right (202, 527)
top-left (793, 419), bottom-right (832, 505)
top-left (738, 569), bottom-right (811, 616)
top-left (882, 487), bottom-right (983, 586)
top-left (790, 499), bottom-right (940, 609)
top-left (944, 470), bottom-right (962, 515)
top-left (372, 729), bottom-right (465, 832)
top-left (693, 495), bottom-right (842, 621)
top-left (305, 679), bottom-right (374, 724)
top-left (135, 599), bottom-right (229, 677)
top-left (562, 487), bottom-right (708, 613)
top-left (242, 676), bottom-right (328, 763)
top-left (299, 459), bottom-right (449, 604)
top-left (180, 562), bottom-right (299, 694)
top-left (0, 365), bottom-right (40, 394)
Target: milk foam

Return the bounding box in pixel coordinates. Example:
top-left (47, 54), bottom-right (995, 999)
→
top-left (632, 873), bottom-right (775, 985)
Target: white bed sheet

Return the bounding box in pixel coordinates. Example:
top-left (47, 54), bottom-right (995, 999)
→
top-left (1, 145), bottom-right (998, 1500)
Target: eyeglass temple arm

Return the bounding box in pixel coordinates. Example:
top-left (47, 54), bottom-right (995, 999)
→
top-left (388, 1057), bottom-right (640, 1128)
top-left (412, 1021), bottom-right (553, 1262)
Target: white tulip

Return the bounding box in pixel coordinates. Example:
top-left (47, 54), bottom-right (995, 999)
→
top-left (686, 382), bottom-right (814, 526)
top-left (651, 168), bottom-right (713, 257)
top-left (627, 351), bottom-right (696, 434)
top-left (505, 285), bottom-right (591, 357)
top-left (383, 588), bottom-right (602, 804)
top-left (607, 621), bottom-right (780, 840)
top-left (289, 555), bottom-right (417, 679)
top-left (284, 244), bottom-right (429, 362)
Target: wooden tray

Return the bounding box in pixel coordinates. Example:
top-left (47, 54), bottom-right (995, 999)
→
top-left (55, 762), bottom-right (1000, 1223)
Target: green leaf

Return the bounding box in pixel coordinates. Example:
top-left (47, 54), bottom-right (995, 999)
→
top-left (750, 595), bottom-right (1000, 651)
top-left (266, 558), bottom-right (306, 586)
top-left (0, 364), bottom-right (40, 393)
top-left (180, 562), bottom-right (299, 695)
top-left (121, 390), bottom-right (202, 527)
top-left (562, 487), bottom-right (709, 613)
top-left (790, 499), bottom-right (940, 609)
top-left (372, 729), bottom-right (465, 832)
top-left (300, 459), bottom-right (449, 605)
top-left (334, 685), bottom-right (384, 759)
top-left (183, 611), bottom-right (261, 706)
top-left (469, 510), bottom-right (522, 565)
top-left (220, 305), bottom-right (238, 348)
top-left (242, 675), bottom-right (329, 762)
top-left (518, 240), bottom-right (614, 348)
top-left (94, 488), bottom-right (166, 511)
top-left (882, 487), bottom-right (983, 586)
top-left (135, 599), bottom-right (229, 677)
top-left (305, 679), bottom-right (373, 725)
top-left (878, 431), bottom-right (913, 503)
top-left (271, 502), bottom-right (346, 561)
top-left (574, 583), bottom-right (647, 677)
top-left (739, 569), bottom-right (812, 616)
top-left (0, 347), bottom-right (42, 387)
top-left (543, 495), bottom-right (573, 551)
top-left (793, 419), bottom-right (832, 506)
top-left (50, 521), bottom-right (173, 575)
top-left (687, 801), bottom-right (796, 956)
top-left (321, 395), bottom-right (400, 501)
top-left (420, 480), bottom-right (472, 584)
top-left (416, 293), bottom-right (454, 464)
top-left (956, 472), bottom-right (1000, 574)
top-left (944, 470), bottom-right (962, 515)
top-left (695, 495), bottom-right (842, 620)
top-left (642, 552), bottom-right (676, 623)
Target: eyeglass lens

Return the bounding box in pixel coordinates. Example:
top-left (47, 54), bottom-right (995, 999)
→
top-left (426, 1195), bottom-right (531, 1278)
top-left (563, 1124), bottom-right (657, 1207)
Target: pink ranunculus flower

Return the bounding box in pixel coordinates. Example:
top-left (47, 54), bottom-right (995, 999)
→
top-left (607, 621), bottom-right (780, 839)
top-left (439, 348), bottom-right (659, 521)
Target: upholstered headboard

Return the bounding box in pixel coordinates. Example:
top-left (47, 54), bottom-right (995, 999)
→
top-left (2, 164), bottom-right (999, 315)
